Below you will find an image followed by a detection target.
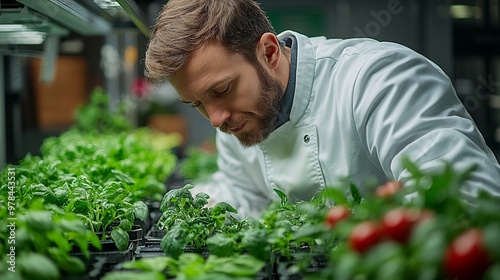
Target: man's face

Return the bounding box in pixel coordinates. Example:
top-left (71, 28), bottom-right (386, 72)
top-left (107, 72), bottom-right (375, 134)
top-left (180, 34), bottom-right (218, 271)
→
top-left (171, 40), bottom-right (285, 147)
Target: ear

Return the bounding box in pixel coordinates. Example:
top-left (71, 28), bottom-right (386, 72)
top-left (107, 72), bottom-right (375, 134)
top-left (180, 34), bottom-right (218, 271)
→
top-left (257, 33), bottom-right (281, 69)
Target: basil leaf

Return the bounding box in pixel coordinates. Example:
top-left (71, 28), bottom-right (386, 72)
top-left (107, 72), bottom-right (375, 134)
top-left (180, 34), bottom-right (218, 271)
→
top-left (206, 233), bottom-right (237, 257)
top-left (111, 227), bottom-right (130, 251)
top-left (21, 211), bottom-right (53, 231)
top-left (241, 229), bottom-right (271, 261)
top-left (161, 227), bottom-right (190, 259)
top-left (18, 252), bottom-right (60, 280)
top-left (122, 256), bottom-right (176, 272)
top-left (133, 201), bottom-right (148, 221)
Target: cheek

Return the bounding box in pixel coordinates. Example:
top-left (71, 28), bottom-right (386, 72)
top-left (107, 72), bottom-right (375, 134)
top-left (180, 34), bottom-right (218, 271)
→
top-left (237, 81), bottom-right (261, 109)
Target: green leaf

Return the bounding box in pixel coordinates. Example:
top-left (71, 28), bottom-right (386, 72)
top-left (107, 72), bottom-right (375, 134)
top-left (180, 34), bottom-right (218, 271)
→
top-left (483, 222), bottom-right (500, 258)
top-left (21, 210), bottom-right (54, 231)
top-left (18, 252), bottom-right (60, 280)
top-left (47, 231), bottom-right (71, 252)
top-left (206, 254), bottom-right (266, 277)
top-left (119, 218), bottom-right (133, 232)
top-left (122, 256), bottom-right (177, 272)
top-left (53, 188), bottom-right (69, 206)
top-left (485, 263), bottom-right (500, 280)
top-left (333, 250), bottom-right (361, 280)
top-left (293, 224), bottom-right (327, 240)
top-left (161, 227), bottom-right (191, 259)
top-left (58, 218), bottom-right (86, 232)
top-left (410, 219), bottom-right (446, 265)
top-left (177, 253), bottom-right (206, 278)
top-left (241, 229), bottom-right (271, 261)
top-left (349, 184), bottom-right (362, 206)
top-left (103, 181), bottom-right (129, 202)
top-left (273, 188), bottom-right (288, 206)
top-left (87, 231), bottom-right (102, 251)
top-left (101, 271), bottom-right (166, 280)
top-left (133, 201), bottom-right (148, 221)
top-left (72, 199), bottom-right (89, 214)
top-left (211, 202), bottom-right (237, 215)
top-left (193, 192), bottom-right (210, 209)
top-left (111, 169), bottom-right (136, 185)
top-left (160, 184), bottom-right (194, 212)
top-left (363, 242), bottom-right (404, 274)
top-left (375, 257), bottom-right (406, 280)
top-left (47, 247), bottom-right (86, 274)
top-left (321, 187), bottom-right (349, 206)
top-left (111, 227), bottom-right (130, 251)
top-left (206, 233), bottom-right (237, 257)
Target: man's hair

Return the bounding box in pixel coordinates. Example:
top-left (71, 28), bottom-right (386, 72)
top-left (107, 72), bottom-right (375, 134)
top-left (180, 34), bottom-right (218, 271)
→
top-left (144, 0), bottom-right (276, 85)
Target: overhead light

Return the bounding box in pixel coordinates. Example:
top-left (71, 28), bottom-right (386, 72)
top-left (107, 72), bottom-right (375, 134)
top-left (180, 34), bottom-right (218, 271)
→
top-left (0, 24), bottom-right (32, 32)
top-left (450, 5), bottom-right (482, 19)
top-left (94, 0), bottom-right (122, 10)
top-left (17, 0), bottom-right (112, 35)
top-left (0, 25), bottom-right (46, 44)
top-left (93, 0), bottom-right (129, 19)
top-left (0, 30), bottom-right (46, 45)
top-left (0, 7), bottom-right (69, 36)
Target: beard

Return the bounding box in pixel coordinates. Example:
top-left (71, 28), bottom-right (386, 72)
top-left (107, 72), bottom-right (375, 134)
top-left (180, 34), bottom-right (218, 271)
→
top-left (220, 62), bottom-right (285, 147)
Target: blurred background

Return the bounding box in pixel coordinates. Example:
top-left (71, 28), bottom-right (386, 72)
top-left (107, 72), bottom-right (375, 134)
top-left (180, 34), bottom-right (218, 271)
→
top-left (1, 0), bottom-right (499, 169)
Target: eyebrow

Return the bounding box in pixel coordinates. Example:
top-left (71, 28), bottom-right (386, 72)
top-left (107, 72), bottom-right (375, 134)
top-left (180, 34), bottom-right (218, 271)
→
top-left (179, 74), bottom-right (236, 104)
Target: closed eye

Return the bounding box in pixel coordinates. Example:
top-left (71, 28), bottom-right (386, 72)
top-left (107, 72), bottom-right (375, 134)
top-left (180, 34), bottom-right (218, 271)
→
top-left (180, 100), bottom-right (203, 108)
top-left (191, 101), bottom-right (203, 108)
top-left (214, 83), bottom-right (231, 95)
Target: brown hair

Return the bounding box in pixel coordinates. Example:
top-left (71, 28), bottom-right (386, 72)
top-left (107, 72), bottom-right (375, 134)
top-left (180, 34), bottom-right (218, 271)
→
top-left (144, 0), bottom-right (277, 85)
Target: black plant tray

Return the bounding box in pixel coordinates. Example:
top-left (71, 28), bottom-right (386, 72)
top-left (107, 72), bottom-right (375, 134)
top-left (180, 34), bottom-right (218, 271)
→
top-left (271, 247), bottom-right (329, 280)
top-left (143, 223), bottom-right (165, 247)
top-left (136, 244), bottom-right (213, 260)
top-left (68, 242), bottom-right (136, 280)
top-left (135, 245), bottom-right (166, 259)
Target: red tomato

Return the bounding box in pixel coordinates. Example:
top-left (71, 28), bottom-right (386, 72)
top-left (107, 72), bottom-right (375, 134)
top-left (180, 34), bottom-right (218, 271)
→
top-left (325, 206), bottom-right (351, 229)
top-left (444, 228), bottom-right (491, 280)
top-left (375, 180), bottom-right (403, 198)
top-left (381, 207), bottom-right (419, 243)
top-left (348, 221), bottom-right (383, 253)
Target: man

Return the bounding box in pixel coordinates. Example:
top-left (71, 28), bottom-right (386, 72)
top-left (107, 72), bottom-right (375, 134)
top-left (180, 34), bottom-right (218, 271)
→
top-left (145, 0), bottom-right (500, 218)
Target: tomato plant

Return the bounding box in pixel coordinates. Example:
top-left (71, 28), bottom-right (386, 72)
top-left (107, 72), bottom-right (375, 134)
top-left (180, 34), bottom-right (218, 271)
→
top-left (325, 205), bottom-right (350, 229)
top-left (444, 228), bottom-right (491, 280)
top-left (348, 221), bottom-right (383, 253)
top-left (381, 207), bottom-right (420, 243)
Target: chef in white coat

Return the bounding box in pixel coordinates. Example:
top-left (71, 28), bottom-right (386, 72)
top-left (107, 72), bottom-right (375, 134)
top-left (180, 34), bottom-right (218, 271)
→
top-left (145, 0), bottom-right (500, 218)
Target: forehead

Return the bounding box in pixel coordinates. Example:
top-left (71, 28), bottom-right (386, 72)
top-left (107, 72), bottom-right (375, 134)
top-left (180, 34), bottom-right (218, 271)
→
top-left (171, 41), bottom-right (245, 98)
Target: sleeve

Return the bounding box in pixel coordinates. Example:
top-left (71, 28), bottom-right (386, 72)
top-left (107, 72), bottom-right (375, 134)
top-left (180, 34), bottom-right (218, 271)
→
top-left (352, 45), bottom-right (500, 202)
top-left (190, 129), bottom-right (271, 218)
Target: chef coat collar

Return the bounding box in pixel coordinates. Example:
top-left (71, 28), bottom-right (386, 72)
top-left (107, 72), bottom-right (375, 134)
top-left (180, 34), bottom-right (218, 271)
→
top-left (277, 31), bottom-right (316, 125)
top-left (273, 35), bottom-right (297, 129)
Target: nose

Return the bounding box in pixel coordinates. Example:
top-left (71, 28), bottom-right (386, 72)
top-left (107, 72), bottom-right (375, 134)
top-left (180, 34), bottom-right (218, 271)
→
top-left (199, 103), bottom-right (230, 128)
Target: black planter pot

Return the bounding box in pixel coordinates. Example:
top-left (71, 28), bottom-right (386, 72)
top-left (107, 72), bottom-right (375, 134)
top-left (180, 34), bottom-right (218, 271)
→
top-left (68, 241), bottom-right (136, 280)
top-left (271, 244), bottom-right (329, 280)
top-left (68, 225), bottom-right (144, 279)
top-left (143, 223), bottom-right (165, 248)
top-left (135, 214), bottom-right (153, 235)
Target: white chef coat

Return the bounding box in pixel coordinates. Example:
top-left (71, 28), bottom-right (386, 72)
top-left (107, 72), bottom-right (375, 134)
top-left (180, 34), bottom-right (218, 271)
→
top-left (192, 30), bottom-right (500, 218)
